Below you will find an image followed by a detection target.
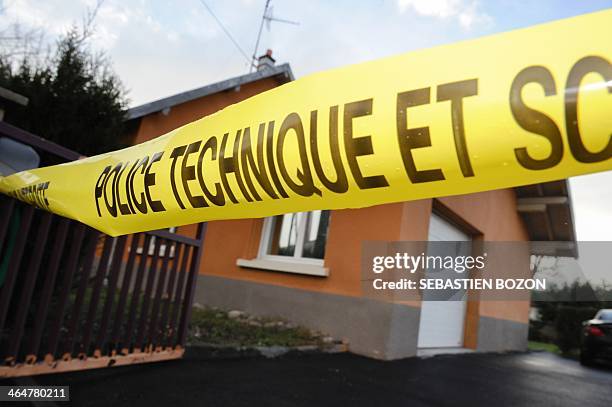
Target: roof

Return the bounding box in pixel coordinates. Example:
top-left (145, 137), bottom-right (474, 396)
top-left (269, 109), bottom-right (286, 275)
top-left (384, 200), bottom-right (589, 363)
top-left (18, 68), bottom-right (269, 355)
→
top-left (126, 63), bottom-right (294, 121)
top-left (514, 180), bottom-right (578, 257)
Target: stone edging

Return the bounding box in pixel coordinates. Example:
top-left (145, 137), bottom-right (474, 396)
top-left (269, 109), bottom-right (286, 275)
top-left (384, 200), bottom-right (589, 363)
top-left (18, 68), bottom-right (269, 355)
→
top-left (185, 343), bottom-right (348, 360)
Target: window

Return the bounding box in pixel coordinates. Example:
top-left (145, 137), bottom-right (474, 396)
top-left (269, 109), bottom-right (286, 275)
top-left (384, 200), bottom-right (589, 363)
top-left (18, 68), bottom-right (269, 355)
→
top-left (137, 226), bottom-right (176, 257)
top-left (595, 310), bottom-right (612, 321)
top-left (237, 210), bottom-right (331, 276)
top-left (260, 210), bottom-right (330, 262)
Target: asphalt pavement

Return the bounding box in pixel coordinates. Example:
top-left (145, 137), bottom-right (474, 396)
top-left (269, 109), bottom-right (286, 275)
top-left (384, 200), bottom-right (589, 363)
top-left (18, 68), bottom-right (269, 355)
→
top-left (2, 350), bottom-right (612, 406)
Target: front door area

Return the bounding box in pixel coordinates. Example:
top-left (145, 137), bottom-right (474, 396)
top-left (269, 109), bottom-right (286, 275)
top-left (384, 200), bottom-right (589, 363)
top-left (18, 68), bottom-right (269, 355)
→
top-left (417, 213), bottom-right (470, 349)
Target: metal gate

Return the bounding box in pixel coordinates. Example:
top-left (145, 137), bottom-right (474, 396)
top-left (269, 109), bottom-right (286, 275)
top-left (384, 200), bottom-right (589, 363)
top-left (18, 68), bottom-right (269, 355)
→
top-left (0, 122), bottom-right (205, 377)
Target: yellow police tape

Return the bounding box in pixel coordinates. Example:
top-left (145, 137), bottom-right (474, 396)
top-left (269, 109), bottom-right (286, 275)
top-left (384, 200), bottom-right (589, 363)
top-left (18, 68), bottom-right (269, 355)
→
top-left (1, 10), bottom-right (611, 236)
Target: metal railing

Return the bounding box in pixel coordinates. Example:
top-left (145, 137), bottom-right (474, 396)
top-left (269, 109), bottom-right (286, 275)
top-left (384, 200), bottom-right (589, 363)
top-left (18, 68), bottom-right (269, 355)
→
top-left (0, 121), bottom-right (205, 377)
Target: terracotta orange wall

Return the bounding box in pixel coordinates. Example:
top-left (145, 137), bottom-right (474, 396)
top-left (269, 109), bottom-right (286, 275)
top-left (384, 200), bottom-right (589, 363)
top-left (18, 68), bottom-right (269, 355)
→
top-left (200, 203), bottom-right (409, 297)
top-left (131, 78), bottom-right (282, 145)
top-left (437, 190), bottom-right (531, 324)
top-left (437, 189), bottom-right (529, 241)
top-left (199, 188), bottom-right (530, 311)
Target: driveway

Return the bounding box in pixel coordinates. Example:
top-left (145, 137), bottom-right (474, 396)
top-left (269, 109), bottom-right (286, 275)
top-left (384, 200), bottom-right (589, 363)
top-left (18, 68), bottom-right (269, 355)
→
top-left (2, 351), bottom-right (612, 406)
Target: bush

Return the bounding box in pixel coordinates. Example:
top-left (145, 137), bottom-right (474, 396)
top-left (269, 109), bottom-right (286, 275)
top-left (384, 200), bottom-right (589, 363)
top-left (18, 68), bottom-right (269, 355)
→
top-left (554, 305), bottom-right (598, 354)
top-left (188, 308), bottom-right (323, 347)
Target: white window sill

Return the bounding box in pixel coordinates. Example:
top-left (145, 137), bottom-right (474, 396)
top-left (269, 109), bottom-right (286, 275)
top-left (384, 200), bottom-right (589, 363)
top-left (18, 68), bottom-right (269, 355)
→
top-left (236, 258), bottom-right (329, 277)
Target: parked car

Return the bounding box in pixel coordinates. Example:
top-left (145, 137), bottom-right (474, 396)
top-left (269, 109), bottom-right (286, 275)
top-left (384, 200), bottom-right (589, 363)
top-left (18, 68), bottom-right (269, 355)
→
top-left (580, 309), bottom-right (612, 366)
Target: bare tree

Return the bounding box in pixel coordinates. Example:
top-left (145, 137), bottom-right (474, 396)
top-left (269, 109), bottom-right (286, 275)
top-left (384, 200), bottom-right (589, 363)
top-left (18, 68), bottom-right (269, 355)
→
top-left (0, 23), bottom-right (46, 63)
top-left (75, 0), bottom-right (106, 44)
top-left (0, 0), bottom-right (106, 65)
top-left (530, 255), bottom-right (559, 277)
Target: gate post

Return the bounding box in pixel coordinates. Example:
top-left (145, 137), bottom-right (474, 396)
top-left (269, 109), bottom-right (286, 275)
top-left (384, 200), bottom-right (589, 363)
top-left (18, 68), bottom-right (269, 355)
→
top-left (177, 222), bottom-right (207, 347)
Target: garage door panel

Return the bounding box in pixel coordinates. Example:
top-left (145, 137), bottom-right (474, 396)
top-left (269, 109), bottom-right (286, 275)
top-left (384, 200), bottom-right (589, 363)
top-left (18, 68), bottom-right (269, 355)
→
top-left (418, 214), bottom-right (470, 349)
top-left (418, 300), bottom-right (467, 348)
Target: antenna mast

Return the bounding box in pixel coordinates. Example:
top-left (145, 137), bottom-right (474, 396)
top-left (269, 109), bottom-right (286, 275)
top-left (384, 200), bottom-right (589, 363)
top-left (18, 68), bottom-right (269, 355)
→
top-left (249, 0), bottom-right (299, 72)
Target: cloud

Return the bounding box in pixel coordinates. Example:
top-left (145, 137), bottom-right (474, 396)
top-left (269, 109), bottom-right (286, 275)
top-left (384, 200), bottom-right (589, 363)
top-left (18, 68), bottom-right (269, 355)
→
top-left (396, 0), bottom-right (492, 29)
top-left (570, 172), bottom-right (612, 241)
top-left (0, 0), bottom-right (131, 49)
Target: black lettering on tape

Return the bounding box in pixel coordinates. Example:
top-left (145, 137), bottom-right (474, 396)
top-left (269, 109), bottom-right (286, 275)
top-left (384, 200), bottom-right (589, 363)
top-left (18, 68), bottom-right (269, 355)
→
top-left (197, 136), bottom-right (226, 206)
top-left (104, 164), bottom-right (120, 217)
top-left (95, 165), bottom-right (111, 217)
top-left (241, 124), bottom-right (279, 200)
top-left (115, 162), bottom-right (132, 215)
top-left (144, 152), bottom-right (166, 212)
top-left (124, 160), bottom-right (139, 214)
top-left (170, 145), bottom-right (187, 209)
top-left (130, 157), bottom-right (149, 214)
top-left (220, 130), bottom-right (253, 203)
top-left (265, 120), bottom-right (289, 198)
top-left (437, 79), bottom-right (478, 177)
top-left (344, 99), bottom-right (389, 189)
top-left (396, 88), bottom-right (445, 183)
top-left (510, 66), bottom-right (564, 170)
top-left (310, 107), bottom-right (349, 193)
top-left (565, 56), bottom-right (612, 163)
top-left (182, 140), bottom-right (208, 208)
top-left (277, 112), bottom-right (321, 197)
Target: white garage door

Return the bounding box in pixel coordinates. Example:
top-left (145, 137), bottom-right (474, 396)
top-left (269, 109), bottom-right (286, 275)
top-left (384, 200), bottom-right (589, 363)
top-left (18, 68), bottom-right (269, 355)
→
top-left (417, 214), bottom-right (470, 348)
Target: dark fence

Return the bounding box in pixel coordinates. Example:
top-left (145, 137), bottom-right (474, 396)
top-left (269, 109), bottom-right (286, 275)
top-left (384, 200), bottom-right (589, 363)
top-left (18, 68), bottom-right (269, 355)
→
top-left (0, 121), bottom-right (205, 377)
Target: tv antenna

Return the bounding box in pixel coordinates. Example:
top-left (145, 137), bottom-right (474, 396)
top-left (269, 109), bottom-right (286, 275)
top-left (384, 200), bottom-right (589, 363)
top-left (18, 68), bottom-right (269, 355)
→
top-left (249, 0), bottom-right (299, 72)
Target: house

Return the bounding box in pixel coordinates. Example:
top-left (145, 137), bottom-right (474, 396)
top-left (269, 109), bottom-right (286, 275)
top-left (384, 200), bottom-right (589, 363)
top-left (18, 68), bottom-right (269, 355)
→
top-left (124, 54), bottom-right (577, 360)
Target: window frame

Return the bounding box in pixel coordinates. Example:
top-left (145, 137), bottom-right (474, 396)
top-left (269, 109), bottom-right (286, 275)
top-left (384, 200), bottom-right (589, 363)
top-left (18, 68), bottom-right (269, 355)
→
top-left (258, 211), bottom-right (326, 266)
top-left (236, 211), bottom-right (330, 277)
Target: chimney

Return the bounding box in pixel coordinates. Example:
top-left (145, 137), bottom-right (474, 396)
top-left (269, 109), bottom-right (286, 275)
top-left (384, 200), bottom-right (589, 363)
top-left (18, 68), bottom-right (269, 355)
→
top-left (257, 49), bottom-right (276, 72)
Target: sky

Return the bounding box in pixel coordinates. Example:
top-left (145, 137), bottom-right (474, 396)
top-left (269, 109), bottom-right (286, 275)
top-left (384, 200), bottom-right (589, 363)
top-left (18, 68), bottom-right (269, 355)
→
top-left (0, 0), bottom-right (611, 241)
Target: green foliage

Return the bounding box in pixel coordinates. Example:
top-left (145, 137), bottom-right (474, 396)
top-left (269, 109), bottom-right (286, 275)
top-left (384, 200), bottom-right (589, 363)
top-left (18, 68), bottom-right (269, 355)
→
top-left (530, 281), bottom-right (612, 355)
top-left (528, 341), bottom-right (560, 354)
top-left (188, 308), bottom-right (322, 347)
top-left (554, 305), bottom-right (599, 354)
top-left (0, 27), bottom-right (128, 156)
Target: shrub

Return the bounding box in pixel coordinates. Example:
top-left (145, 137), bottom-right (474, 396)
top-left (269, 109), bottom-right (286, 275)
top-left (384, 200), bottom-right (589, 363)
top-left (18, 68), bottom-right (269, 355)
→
top-left (554, 305), bottom-right (598, 354)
